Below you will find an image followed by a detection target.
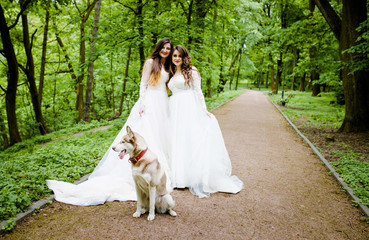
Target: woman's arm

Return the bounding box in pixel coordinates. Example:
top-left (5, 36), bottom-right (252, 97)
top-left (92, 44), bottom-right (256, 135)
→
top-left (191, 68), bottom-right (212, 117)
top-left (139, 58), bottom-right (153, 115)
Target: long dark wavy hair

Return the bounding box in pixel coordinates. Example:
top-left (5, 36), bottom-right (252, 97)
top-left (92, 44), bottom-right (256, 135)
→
top-left (171, 45), bottom-right (194, 86)
top-left (147, 38), bottom-right (173, 86)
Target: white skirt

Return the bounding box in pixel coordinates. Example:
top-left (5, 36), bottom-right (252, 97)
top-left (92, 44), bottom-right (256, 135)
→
top-left (47, 89), bottom-right (170, 205)
top-left (169, 90), bottom-right (243, 198)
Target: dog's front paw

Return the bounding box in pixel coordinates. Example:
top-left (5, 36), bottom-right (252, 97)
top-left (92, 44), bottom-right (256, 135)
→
top-left (133, 211), bottom-right (141, 218)
top-left (147, 214), bottom-right (155, 221)
top-left (169, 209), bottom-right (177, 217)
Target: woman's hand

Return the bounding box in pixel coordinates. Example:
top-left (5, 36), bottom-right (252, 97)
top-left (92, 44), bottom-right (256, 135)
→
top-left (205, 110), bottom-right (212, 118)
top-left (139, 105), bottom-right (146, 116)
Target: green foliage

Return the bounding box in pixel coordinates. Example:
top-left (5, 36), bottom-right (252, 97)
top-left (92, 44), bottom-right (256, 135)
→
top-left (0, 122), bottom-right (121, 222)
top-left (1, 218), bottom-right (16, 232)
top-left (331, 151), bottom-right (369, 206)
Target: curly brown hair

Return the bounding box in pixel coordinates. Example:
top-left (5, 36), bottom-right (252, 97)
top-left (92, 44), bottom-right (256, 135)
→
top-left (171, 45), bottom-right (194, 86)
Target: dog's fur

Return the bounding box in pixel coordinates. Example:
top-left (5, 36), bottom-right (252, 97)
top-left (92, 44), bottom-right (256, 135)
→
top-left (112, 126), bottom-right (176, 221)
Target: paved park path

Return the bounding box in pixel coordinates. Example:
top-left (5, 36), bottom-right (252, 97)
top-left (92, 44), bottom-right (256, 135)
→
top-left (2, 90), bottom-right (368, 240)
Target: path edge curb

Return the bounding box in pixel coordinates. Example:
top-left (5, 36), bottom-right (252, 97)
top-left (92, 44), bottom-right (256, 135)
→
top-left (0, 174), bottom-right (91, 233)
top-left (267, 94), bottom-right (369, 218)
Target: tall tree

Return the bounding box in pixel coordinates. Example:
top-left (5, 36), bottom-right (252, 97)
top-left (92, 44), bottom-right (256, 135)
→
top-left (118, 47), bottom-right (132, 117)
top-left (312, 0), bottom-right (369, 132)
top-left (83, 0), bottom-right (102, 122)
top-left (19, 12), bottom-right (50, 134)
top-left (0, 110), bottom-right (8, 146)
top-left (74, 0), bottom-right (98, 121)
top-left (0, 2), bottom-right (32, 145)
top-left (114, 0), bottom-right (146, 71)
top-left (39, 10), bottom-right (49, 105)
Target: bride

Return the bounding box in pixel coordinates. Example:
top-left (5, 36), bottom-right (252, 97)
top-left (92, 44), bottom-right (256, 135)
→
top-left (168, 45), bottom-right (243, 198)
top-left (47, 38), bottom-right (173, 205)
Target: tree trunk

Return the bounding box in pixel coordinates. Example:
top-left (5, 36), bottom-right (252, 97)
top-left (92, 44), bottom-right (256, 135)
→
top-left (137, 0), bottom-right (145, 71)
top-left (235, 54), bottom-right (242, 90)
top-left (0, 4), bottom-right (22, 145)
top-left (270, 65), bottom-right (275, 92)
top-left (299, 72), bottom-right (306, 91)
top-left (218, 35), bottom-right (225, 93)
top-left (76, 21), bottom-right (86, 120)
top-left (291, 48), bottom-right (299, 91)
top-left (39, 10), bottom-right (49, 105)
top-left (205, 8), bottom-right (216, 98)
top-left (0, 110), bottom-right (9, 147)
top-left (75, 0), bottom-right (97, 121)
top-left (309, 45), bottom-right (320, 97)
top-left (118, 47), bottom-right (132, 116)
top-left (339, 0), bottom-right (369, 132)
top-left (110, 52), bottom-right (115, 114)
top-left (311, 71), bottom-right (320, 96)
top-left (55, 33), bottom-right (77, 81)
top-left (313, 0), bottom-right (369, 132)
top-left (226, 49), bottom-right (241, 90)
top-left (187, 0), bottom-right (193, 47)
top-left (274, 56), bottom-right (282, 94)
top-left (83, 0), bottom-right (102, 122)
top-left (269, 53), bottom-right (276, 93)
top-left (229, 69), bottom-right (235, 90)
top-left (265, 71), bottom-right (269, 89)
top-left (21, 14), bottom-right (50, 134)
top-left (192, 0), bottom-right (211, 51)
top-left (150, 0), bottom-right (159, 47)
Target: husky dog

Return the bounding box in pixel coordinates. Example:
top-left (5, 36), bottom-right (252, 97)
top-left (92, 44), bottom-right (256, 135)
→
top-left (112, 126), bottom-right (176, 221)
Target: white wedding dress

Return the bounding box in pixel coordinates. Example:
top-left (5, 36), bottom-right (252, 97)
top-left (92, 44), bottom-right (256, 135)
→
top-left (168, 68), bottom-right (243, 198)
top-left (47, 59), bottom-right (170, 205)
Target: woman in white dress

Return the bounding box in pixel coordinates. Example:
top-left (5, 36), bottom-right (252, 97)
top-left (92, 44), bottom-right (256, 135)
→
top-left (168, 45), bottom-right (243, 198)
top-left (47, 38), bottom-right (173, 205)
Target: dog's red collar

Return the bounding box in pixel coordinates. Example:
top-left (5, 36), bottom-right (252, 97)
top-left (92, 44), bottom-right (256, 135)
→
top-left (129, 147), bottom-right (148, 164)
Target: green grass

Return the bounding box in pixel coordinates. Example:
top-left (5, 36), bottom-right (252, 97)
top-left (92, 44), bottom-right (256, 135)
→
top-left (206, 89), bottom-right (245, 110)
top-left (0, 122), bottom-right (121, 223)
top-left (0, 89), bottom-right (245, 226)
top-left (268, 90), bottom-right (345, 129)
top-left (331, 151), bottom-right (369, 206)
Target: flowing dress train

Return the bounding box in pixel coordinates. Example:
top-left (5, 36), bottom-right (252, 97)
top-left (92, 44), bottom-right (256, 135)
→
top-left (168, 68), bottom-right (243, 198)
top-left (47, 59), bottom-right (170, 205)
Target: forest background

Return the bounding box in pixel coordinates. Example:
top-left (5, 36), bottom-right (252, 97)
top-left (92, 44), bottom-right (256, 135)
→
top-left (1, 0), bottom-right (369, 147)
top-left (0, 0), bottom-right (369, 229)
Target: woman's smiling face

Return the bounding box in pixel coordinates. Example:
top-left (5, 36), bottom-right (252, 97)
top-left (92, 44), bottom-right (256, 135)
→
top-left (160, 43), bottom-right (171, 59)
top-left (172, 50), bottom-right (182, 67)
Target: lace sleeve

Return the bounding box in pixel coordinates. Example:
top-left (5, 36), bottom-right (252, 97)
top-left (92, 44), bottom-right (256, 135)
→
top-left (191, 67), bottom-right (207, 111)
top-left (139, 58), bottom-right (153, 106)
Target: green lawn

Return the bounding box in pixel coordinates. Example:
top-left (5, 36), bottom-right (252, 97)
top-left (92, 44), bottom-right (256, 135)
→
top-left (268, 90), bottom-right (344, 128)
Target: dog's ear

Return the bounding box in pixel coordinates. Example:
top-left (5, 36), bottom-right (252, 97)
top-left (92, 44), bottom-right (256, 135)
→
top-left (126, 126), bottom-right (134, 138)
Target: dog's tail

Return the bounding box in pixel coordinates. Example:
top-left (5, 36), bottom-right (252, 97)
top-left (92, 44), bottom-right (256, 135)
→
top-left (156, 194), bottom-right (175, 213)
